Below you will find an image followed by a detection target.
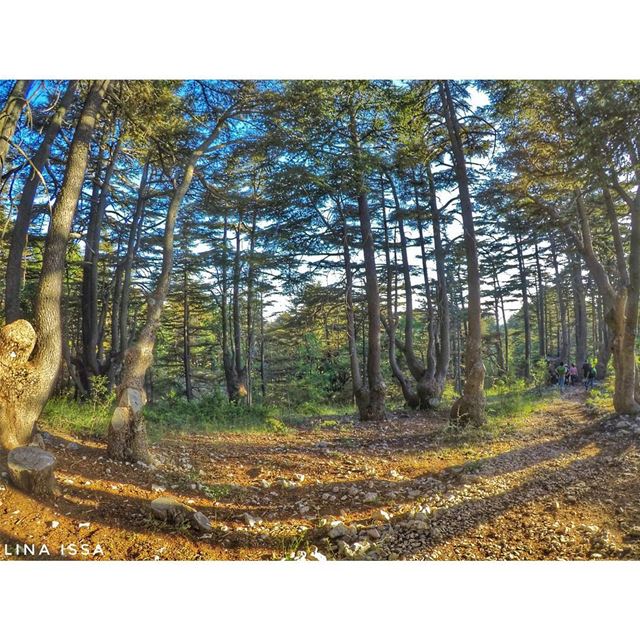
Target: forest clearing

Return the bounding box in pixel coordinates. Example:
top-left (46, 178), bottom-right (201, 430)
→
top-left (2, 383), bottom-right (640, 560)
top-left (0, 79), bottom-right (639, 563)
top-left (5, 3), bottom-right (640, 639)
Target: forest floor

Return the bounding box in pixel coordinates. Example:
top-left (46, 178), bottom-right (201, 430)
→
top-left (2, 385), bottom-right (640, 561)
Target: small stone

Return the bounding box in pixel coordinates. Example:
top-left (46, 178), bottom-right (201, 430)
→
top-left (51, 520), bottom-right (60, 529)
top-left (373, 509), bottom-right (391, 522)
top-left (365, 528), bottom-right (381, 540)
top-left (363, 492), bottom-right (378, 504)
top-left (78, 522), bottom-right (91, 528)
top-left (151, 484), bottom-right (166, 493)
top-left (293, 473), bottom-right (305, 482)
top-left (240, 513), bottom-right (262, 527)
top-left (247, 467), bottom-right (262, 479)
top-left (191, 511), bottom-right (213, 533)
top-left (259, 479), bottom-right (272, 488)
top-left (309, 546), bottom-right (327, 561)
top-left (328, 521), bottom-right (352, 539)
top-left (150, 497), bottom-right (197, 526)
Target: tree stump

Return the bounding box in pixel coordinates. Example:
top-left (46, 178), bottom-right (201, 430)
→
top-left (7, 446), bottom-right (57, 497)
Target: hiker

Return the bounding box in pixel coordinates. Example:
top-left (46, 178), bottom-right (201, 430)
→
top-left (582, 361), bottom-right (591, 381)
top-left (569, 363), bottom-right (578, 385)
top-left (556, 361), bottom-right (568, 394)
top-left (585, 363), bottom-right (597, 391)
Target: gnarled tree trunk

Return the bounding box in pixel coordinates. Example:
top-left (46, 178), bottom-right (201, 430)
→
top-left (0, 80), bottom-right (110, 450)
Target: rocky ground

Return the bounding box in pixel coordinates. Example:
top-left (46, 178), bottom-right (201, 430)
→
top-left (1, 387), bottom-right (640, 561)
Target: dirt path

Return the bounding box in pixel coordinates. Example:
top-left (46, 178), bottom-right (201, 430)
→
top-left (2, 387), bottom-right (640, 560)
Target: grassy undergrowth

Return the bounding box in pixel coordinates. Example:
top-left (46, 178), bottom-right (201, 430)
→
top-left (40, 391), bottom-right (354, 440)
top-left (40, 378), bottom-right (593, 442)
top-left (584, 378), bottom-right (615, 414)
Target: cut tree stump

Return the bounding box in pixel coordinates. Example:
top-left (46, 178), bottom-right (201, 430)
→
top-left (7, 446), bottom-right (57, 497)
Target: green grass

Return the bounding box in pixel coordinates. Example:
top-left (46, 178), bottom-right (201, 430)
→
top-left (485, 381), bottom-right (554, 427)
top-left (42, 396), bottom-right (113, 437)
top-left (143, 394), bottom-right (291, 438)
top-left (39, 377), bottom-right (579, 444)
top-left (585, 378), bottom-right (615, 414)
top-left (41, 392), bottom-right (293, 440)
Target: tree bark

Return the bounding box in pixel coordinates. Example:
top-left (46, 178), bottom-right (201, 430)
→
top-left (183, 265), bottom-right (193, 401)
top-left (0, 80), bottom-right (33, 177)
top-left (515, 232), bottom-right (532, 379)
top-left (570, 251), bottom-right (588, 368)
top-left (107, 110), bottom-right (232, 462)
top-left (81, 131), bottom-right (121, 386)
top-left (0, 80), bottom-right (110, 450)
top-left (550, 234), bottom-right (569, 362)
top-left (5, 81), bottom-right (77, 322)
top-left (440, 81), bottom-right (485, 427)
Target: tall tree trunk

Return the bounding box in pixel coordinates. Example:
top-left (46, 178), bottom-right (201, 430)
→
top-left (259, 289), bottom-right (266, 400)
top-left (499, 285), bottom-right (509, 377)
top-left (183, 266), bottom-right (193, 401)
top-left (566, 190), bottom-right (640, 413)
top-left (231, 211), bottom-right (247, 400)
top-left (570, 251), bottom-right (587, 368)
top-left (380, 178), bottom-right (419, 408)
top-left (220, 212), bottom-right (238, 400)
top-left (425, 163), bottom-right (451, 403)
top-left (348, 105), bottom-right (385, 421)
top-left (550, 235), bottom-right (569, 362)
top-left (0, 80), bottom-right (33, 177)
top-left (119, 159), bottom-right (150, 360)
top-left (515, 232), bottom-right (532, 379)
top-left (534, 239), bottom-right (546, 358)
top-left (245, 208), bottom-right (258, 406)
top-left (0, 80), bottom-right (110, 450)
top-left (596, 295), bottom-right (611, 379)
top-left (81, 132), bottom-right (121, 387)
top-left (342, 223), bottom-right (369, 415)
top-left (440, 81), bottom-right (485, 427)
top-left (108, 111), bottom-right (232, 462)
top-left (356, 191), bottom-right (386, 420)
top-left (5, 81), bottom-right (77, 322)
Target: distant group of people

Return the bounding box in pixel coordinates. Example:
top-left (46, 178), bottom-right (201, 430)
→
top-left (551, 360), bottom-right (597, 394)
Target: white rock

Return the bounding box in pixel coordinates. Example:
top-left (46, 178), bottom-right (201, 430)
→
top-left (51, 520), bottom-right (60, 529)
top-left (309, 546), bottom-right (327, 561)
top-left (373, 510), bottom-right (392, 522)
top-left (241, 513), bottom-right (262, 527)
